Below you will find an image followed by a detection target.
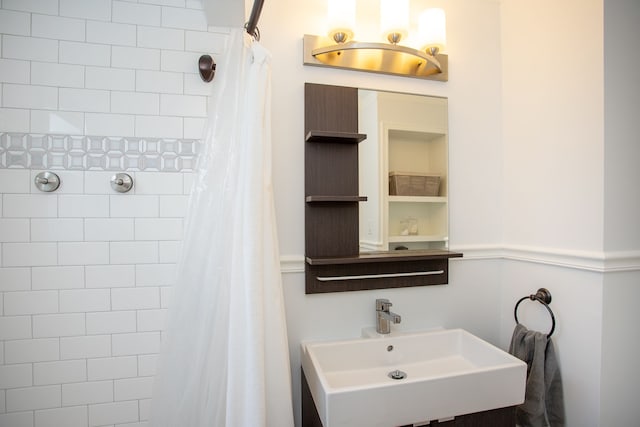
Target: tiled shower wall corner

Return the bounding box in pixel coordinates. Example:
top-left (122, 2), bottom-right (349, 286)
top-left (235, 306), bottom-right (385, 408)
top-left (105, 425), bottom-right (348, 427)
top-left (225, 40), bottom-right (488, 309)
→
top-left (0, 1), bottom-right (225, 426)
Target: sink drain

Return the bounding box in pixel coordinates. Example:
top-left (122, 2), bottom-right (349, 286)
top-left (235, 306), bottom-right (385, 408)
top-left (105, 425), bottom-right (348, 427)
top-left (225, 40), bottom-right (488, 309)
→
top-left (388, 370), bottom-right (407, 380)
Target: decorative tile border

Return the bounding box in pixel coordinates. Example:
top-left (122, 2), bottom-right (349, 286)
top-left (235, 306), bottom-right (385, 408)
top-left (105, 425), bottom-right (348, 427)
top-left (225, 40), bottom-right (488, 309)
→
top-left (0, 133), bottom-right (201, 172)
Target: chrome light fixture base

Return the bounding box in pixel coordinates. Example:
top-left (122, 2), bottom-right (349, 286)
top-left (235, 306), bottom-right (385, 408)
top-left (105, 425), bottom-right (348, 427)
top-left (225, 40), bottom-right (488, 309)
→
top-left (303, 34), bottom-right (448, 81)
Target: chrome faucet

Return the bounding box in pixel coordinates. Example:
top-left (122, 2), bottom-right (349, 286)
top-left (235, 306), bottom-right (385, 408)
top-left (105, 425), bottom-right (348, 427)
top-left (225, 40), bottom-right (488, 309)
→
top-left (376, 298), bottom-right (401, 334)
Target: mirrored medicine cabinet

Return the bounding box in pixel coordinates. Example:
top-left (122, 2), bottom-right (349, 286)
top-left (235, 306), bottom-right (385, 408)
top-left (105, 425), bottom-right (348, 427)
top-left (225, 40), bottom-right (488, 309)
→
top-left (304, 83), bottom-right (461, 294)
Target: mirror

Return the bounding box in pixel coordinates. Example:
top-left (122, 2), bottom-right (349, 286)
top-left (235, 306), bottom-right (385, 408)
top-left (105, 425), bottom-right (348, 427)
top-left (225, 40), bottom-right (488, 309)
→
top-left (357, 90), bottom-right (449, 253)
top-left (303, 83), bottom-right (459, 293)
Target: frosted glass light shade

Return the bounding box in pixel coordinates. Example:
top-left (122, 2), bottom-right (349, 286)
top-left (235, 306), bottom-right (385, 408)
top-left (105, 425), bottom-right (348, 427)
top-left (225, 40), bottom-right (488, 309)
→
top-left (380, 0), bottom-right (409, 43)
top-left (327, 0), bottom-right (355, 43)
top-left (419, 8), bottom-right (446, 53)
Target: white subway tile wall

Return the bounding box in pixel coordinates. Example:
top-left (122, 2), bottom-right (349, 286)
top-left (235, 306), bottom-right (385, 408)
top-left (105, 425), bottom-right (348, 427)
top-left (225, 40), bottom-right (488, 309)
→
top-left (0, 0), bottom-right (224, 137)
top-left (0, 169), bottom-right (191, 426)
top-left (0, 1), bottom-right (221, 425)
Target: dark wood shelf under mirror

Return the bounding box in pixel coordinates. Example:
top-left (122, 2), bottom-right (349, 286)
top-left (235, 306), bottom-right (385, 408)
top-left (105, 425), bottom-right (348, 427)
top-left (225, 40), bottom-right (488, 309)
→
top-left (305, 250), bottom-right (462, 294)
top-left (306, 249), bottom-right (462, 265)
top-left (304, 82), bottom-right (462, 294)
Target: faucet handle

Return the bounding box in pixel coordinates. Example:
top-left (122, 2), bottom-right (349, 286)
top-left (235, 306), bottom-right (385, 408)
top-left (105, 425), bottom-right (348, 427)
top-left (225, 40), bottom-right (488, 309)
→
top-left (376, 298), bottom-right (392, 311)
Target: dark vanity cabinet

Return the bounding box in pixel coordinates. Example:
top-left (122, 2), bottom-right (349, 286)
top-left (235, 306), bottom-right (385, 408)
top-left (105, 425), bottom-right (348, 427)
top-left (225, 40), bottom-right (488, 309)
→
top-left (427, 407), bottom-right (517, 427)
top-left (304, 83), bottom-right (461, 294)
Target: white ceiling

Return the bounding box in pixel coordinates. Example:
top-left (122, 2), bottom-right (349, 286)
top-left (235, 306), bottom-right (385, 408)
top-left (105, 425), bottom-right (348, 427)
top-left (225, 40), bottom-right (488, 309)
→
top-left (203, 0), bottom-right (250, 27)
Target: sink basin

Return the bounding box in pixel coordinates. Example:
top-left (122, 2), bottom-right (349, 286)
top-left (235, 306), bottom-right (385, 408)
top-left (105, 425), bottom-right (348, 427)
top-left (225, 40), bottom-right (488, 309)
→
top-left (301, 329), bottom-right (526, 427)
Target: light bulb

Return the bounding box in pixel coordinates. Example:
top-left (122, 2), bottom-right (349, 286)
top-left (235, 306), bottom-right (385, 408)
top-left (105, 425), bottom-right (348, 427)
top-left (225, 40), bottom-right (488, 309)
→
top-left (419, 8), bottom-right (446, 55)
top-left (327, 0), bottom-right (355, 43)
top-left (380, 0), bottom-right (408, 44)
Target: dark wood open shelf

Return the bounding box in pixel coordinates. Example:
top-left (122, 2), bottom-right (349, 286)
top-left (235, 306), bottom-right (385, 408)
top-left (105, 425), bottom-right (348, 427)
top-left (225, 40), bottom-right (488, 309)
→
top-left (305, 130), bottom-right (367, 143)
top-left (305, 195), bottom-right (368, 203)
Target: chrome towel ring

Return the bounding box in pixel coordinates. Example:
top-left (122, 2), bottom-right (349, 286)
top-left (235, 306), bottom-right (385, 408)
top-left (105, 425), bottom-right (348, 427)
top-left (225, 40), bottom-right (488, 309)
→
top-left (514, 288), bottom-right (556, 338)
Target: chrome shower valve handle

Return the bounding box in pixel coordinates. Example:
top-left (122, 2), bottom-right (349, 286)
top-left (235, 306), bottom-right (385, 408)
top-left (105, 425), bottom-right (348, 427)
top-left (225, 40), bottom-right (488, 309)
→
top-left (110, 173), bottom-right (133, 193)
top-left (34, 171), bottom-right (61, 192)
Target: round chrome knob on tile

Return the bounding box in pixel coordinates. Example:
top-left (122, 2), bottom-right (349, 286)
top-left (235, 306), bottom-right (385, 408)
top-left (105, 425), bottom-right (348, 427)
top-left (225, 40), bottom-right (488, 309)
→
top-left (110, 173), bottom-right (133, 193)
top-left (34, 171), bottom-right (61, 192)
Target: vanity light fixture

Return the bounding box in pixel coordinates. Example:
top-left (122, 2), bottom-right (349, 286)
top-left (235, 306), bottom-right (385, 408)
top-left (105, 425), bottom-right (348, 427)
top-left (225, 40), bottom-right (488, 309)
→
top-left (303, 2), bottom-right (448, 81)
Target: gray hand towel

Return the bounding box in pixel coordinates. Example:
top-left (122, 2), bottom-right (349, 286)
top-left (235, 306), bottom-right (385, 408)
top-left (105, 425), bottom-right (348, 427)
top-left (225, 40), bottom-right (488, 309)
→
top-left (508, 323), bottom-right (565, 427)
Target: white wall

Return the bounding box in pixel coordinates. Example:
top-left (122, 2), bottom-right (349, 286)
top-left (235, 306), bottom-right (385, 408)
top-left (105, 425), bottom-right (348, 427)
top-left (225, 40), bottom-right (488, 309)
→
top-left (600, 271), bottom-right (640, 426)
top-left (260, 0), bottom-right (640, 425)
top-left (603, 0), bottom-right (640, 254)
top-left (263, 0), bottom-right (637, 425)
top-left (501, 0), bottom-right (640, 426)
top-left (600, 0), bottom-right (640, 425)
top-left (500, 0), bottom-right (606, 424)
top-left (501, 0), bottom-right (604, 253)
top-left (257, 0), bottom-right (504, 425)
top-left (260, 0), bottom-right (504, 255)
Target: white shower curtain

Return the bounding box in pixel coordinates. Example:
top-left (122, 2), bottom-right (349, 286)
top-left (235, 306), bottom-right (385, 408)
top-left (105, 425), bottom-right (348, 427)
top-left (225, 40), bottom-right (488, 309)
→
top-left (150, 29), bottom-right (294, 427)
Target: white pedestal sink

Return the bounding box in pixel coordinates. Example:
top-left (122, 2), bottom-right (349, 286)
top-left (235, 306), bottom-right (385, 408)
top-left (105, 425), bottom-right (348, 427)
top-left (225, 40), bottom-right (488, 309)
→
top-left (301, 329), bottom-right (526, 427)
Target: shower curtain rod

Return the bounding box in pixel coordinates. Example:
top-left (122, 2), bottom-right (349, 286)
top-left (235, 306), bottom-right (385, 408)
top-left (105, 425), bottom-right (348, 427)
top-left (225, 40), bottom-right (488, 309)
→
top-left (197, 0), bottom-right (265, 82)
top-left (245, 0), bottom-right (265, 40)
